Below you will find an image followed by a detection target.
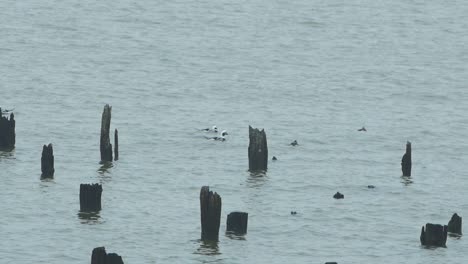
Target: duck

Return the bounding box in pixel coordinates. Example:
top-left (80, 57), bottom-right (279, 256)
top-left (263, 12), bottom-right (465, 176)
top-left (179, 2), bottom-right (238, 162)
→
top-left (204, 130), bottom-right (228, 141)
top-left (201, 125), bottom-right (218, 133)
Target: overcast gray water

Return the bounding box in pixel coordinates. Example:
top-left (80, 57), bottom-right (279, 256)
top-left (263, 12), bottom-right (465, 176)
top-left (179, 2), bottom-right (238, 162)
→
top-left (1, 0), bottom-right (468, 263)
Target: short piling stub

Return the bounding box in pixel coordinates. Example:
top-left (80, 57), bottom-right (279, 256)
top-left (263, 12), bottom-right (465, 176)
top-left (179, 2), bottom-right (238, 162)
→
top-left (226, 211), bottom-right (248, 235)
top-left (80, 183), bottom-right (103, 212)
top-left (448, 213), bottom-right (462, 235)
top-left (0, 109), bottom-right (15, 149)
top-left (114, 129), bottom-right (119, 161)
top-left (100, 104), bottom-right (113, 162)
top-left (420, 223), bottom-right (448, 247)
top-left (91, 247), bottom-right (124, 264)
top-left (41, 143), bottom-right (54, 178)
top-left (200, 186), bottom-right (222, 241)
top-left (401, 141), bottom-right (412, 176)
top-left (248, 126), bottom-right (268, 171)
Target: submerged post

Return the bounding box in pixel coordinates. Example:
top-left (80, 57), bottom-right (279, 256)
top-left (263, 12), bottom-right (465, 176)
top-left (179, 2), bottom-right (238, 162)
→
top-left (226, 211), bottom-right (248, 235)
top-left (401, 141), bottom-right (412, 176)
top-left (91, 247), bottom-right (124, 264)
top-left (448, 213), bottom-right (462, 235)
top-left (114, 129), bottom-right (119, 161)
top-left (80, 184), bottom-right (103, 212)
top-left (100, 104), bottom-right (113, 162)
top-left (0, 108), bottom-right (15, 149)
top-left (41, 143), bottom-right (54, 178)
top-left (248, 126), bottom-right (268, 171)
top-left (420, 223), bottom-right (447, 247)
top-left (200, 186), bottom-right (222, 241)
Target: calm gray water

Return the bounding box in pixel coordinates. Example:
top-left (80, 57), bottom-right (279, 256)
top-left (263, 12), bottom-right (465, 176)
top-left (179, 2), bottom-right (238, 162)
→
top-left (1, 0), bottom-right (467, 263)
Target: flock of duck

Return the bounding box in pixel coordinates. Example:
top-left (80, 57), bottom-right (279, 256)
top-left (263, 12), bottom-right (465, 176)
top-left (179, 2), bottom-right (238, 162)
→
top-left (201, 125), bottom-right (228, 141)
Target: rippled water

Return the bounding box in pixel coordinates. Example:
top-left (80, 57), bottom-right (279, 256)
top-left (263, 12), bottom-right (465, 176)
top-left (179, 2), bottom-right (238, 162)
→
top-left (1, 0), bottom-right (468, 263)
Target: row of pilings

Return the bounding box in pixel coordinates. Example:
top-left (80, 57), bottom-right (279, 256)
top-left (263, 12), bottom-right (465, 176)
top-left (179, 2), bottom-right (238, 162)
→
top-left (1, 104), bottom-right (463, 261)
top-left (37, 104), bottom-right (119, 180)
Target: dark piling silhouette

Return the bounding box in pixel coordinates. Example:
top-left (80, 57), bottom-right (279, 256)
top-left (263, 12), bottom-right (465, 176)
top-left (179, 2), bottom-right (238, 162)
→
top-left (333, 192), bottom-right (344, 199)
top-left (41, 143), bottom-right (54, 178)
top-left (248, 126), bottom-right (268, 171)
top-left (448, 213), bottom-right (462, 235)
top-left (226, 211), bottom-right (248, 235)
top-left (0, 108), bottom-right (15, 149)
top-left (80, 184), bottom-right (103, 212)
top-left (401, 141), bottom-right (412, 176)
top-left (91, 247), bottom-right (124, 264)
top-left (114, 129), bottom-right (119, 161)
top-left (200, 186), bottom-right (222, 241)
top-left (420, 223), bottom-right (447, 247)
top-left (100, 104), bottom-right (113, 162)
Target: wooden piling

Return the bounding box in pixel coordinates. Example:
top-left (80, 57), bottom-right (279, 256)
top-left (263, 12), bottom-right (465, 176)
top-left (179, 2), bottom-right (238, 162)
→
top-left (0, 109), bottom-right (15, 149)
top-left (448, 213), bottom-right (462, 235)
top-left (401, 141), bottom-right (412, 176)
top-left (91, 247), bottom-right (124, 264)
top-left (80, 184), bottom-right (103, 212)
top-left (114, 129), bottom-right (119, 161)
top-left (226, 211), bottom-right (248, 235)
top-left (41, 143), bottom-right (54, 178)
top-left (200, 186), bottom-right (222, 241)
top-left (248, 126), bottom-right (268, 171)
top-left (420, 223), bottom-right (447, 247)
top-left (100, 104), bottom-right (113, 162)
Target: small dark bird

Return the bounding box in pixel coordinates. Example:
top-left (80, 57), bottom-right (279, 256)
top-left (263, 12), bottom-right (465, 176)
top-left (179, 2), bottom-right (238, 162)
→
top-left (290, 211), bottom-right (297, 215)
top-left (358, 127), bottom-right (367, 132)
top-left (272, 156), bottom-right (277, 161)
top-left (367, 185), bottom-right (375, 189)
top-left (290, 140), bottom-right (298, 146)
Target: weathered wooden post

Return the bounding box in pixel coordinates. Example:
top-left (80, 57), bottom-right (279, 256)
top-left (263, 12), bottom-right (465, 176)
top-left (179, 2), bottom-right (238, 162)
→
top-left (401, 141), bottom-right (412, 176)
top-left (80, 184), bottom-right (102, 212)
top-left (226, 211), bottom-right (248, 235)
top-left (91, 247), bottom-right (124, 264)
top-left (333, 192), bottom-right (344, 199)
top-left (114, 129), bottom-right (119, 161)
top-left (420, 223), bottom-right (447, 247)
top-left (200, 186), bottom-right (222, 241)
top-left (448, 213), bottom-right (462, 235)
top-left (248, 126), bottom-right (268, 171)
top-left (41, 143), bottom-right (54, 178)
top-left (0, 108), bottom-right (15, 149)
top-left (100, 104), bottom-right (113, 162)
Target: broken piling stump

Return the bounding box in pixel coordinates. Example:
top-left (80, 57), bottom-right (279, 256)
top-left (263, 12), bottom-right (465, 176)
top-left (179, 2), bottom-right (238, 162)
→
top-left (0, 108), bottom-right (15, 149)
top-left (100, 104), bottom-right (113, 162)
top-left (333, 192), bottom-right (344, 199)
top-left (200, 186), bottom-right (222, 241)
top-left (41, 143), bottom-right (54, 178)
top-left (226, 211), bottom-right (248, 235)
top-left (80, 184), bottom-right (103, 212)
top-left (420, 223), bottom-right (447, 247)
top-left (448, 213), bottom-right (462, 235)
top-left (91, 247), bottom-right (124, 264)
top-left (114, 129), bottom-right (119, 161)
top-left (248, 126), bottom-right (268, 171)
top-left (401, 141), bottom-right (412, 176)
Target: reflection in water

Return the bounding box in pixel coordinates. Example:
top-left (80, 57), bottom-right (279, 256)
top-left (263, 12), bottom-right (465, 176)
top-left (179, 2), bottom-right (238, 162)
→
top-left (77, 211), bottom-right (103, 224)
top-left (40, 176), bottom-right (54, 183)
top-left (225, 232), bottom-right (246, 241)
top-left (448, 233), bottom-right (462, 239)
top-left (246, 171), bottom-right (267, 188)
top-left (400, 176), bottom-right (413, 186)
top-left (0, 148), bottom-right (15, 159)
top-left (98, 161), bottom-right (113, 174)
top-left (194, 239), bottom-right (221, 256)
